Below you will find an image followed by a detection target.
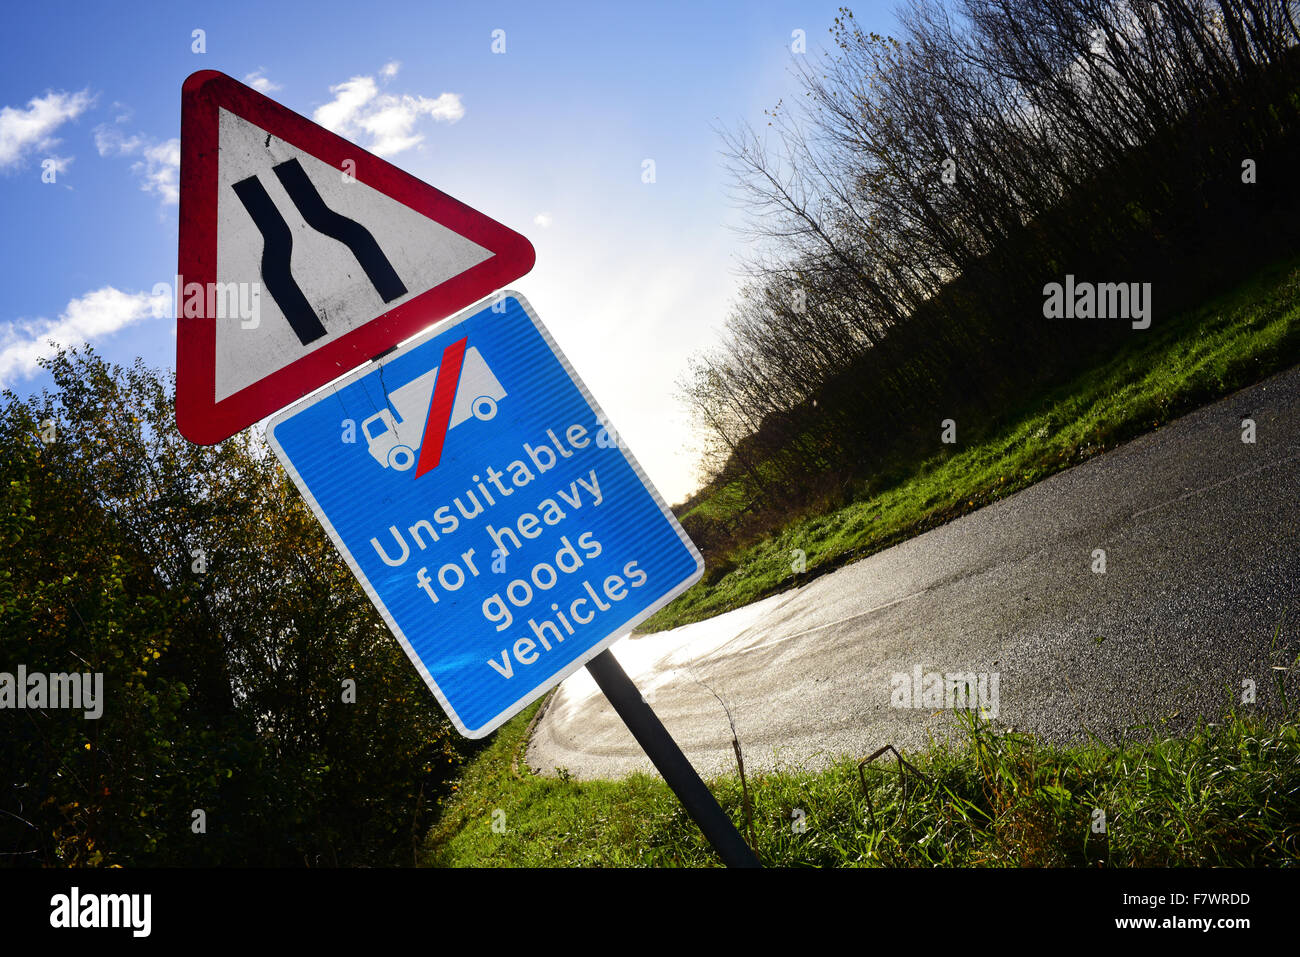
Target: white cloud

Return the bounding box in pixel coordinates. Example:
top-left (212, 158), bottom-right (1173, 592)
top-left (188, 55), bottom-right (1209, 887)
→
top-left (0, 286), bottom-right (171, 386)
top-left (533, 212), bottom-right (553, 228)
top-left (360, 94), bottom-right (464, 155)
top-left (134, 138), bottom-right (180, 204)
top-left (380, 61), bottom-right (401, 79)
top-left (94, 125), bottom-right (143, 157)
top-left (0, 89), bottom-right (94, 170)
top-left (95, 125), bottom-right (180, 204)
top-left (314, 70), bottom-right (463, 157)
top-left (313, 76), bottom-right (378, 132)
top-left (244, 69), bottom-right (282, 93)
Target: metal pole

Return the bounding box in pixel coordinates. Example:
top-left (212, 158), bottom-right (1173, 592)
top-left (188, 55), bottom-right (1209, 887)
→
top-left (585, 649), bottom-right (761, 868)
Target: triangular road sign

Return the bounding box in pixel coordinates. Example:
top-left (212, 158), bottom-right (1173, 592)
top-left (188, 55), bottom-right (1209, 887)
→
top-left (176, 70), bottom-right (535, 444)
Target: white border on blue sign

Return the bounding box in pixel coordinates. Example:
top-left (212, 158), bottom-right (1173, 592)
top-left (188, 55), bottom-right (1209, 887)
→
top-left (265, 291), bottom-right (705, 738)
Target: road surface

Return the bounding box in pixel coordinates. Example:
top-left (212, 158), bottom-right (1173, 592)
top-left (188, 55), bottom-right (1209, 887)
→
top-left (527, 365), bottom-right (1300, 779)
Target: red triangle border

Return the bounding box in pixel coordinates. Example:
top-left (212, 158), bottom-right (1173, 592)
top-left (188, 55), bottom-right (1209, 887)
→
top-left (175, 70), bottom-right (535, 445)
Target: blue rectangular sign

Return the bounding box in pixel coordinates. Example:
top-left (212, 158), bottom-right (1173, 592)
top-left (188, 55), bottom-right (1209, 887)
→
top-left (267, 292), bottom-right (703, 737)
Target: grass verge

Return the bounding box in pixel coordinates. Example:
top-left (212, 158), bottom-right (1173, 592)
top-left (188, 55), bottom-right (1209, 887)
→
top-left (424, 700), bottom-right (1300, 867)
top-left (643, 254), bottom-right (1300, 633)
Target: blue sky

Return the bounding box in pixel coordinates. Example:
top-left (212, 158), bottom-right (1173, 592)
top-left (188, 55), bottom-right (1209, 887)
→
top-left (1, 0), bottom-right (898, 503)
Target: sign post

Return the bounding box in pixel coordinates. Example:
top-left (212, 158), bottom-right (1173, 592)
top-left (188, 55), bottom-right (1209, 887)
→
top-left (586, 650), bottom-right (760, 867)
top-left (267, 293), bottom-right (759, 865)
top-left (178, 71), bottom-right (760, 866)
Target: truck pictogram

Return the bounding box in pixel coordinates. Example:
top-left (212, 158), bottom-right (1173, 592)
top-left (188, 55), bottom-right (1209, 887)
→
top-left (362, 345), bottom-right (504, 471)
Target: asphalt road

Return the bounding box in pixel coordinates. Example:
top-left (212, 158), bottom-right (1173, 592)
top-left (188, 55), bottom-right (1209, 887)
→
top-left (526, 365), bottom-right (1300, 780)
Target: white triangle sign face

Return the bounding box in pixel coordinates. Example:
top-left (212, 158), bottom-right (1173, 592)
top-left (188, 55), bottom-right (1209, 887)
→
top-left (176, 71), bottom-right (535, 444)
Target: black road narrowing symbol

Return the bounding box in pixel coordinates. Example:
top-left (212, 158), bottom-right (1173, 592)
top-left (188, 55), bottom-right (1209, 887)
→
top-left (231, 174), bottom-right (325, 345)
top-left (232, 158), bottom-right (409, 346)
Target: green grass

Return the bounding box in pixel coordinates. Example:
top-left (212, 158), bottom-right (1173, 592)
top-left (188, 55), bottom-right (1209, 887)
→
top-left (643, 255), bottom-right (1300, 633)
top-left (425, 699), bottom-right (1300, 867)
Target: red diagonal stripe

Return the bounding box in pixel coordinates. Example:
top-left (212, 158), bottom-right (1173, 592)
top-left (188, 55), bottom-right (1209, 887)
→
top-left (415, 337), bottom-right (468, 478)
